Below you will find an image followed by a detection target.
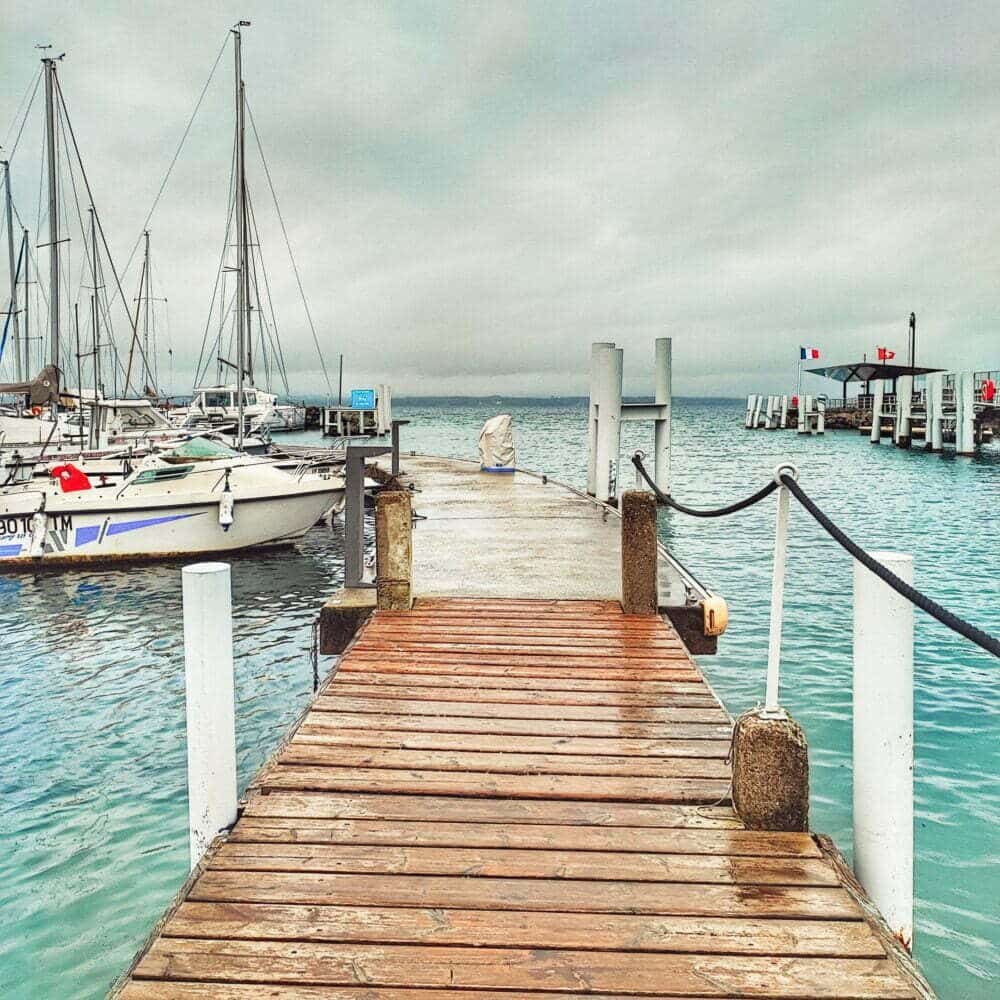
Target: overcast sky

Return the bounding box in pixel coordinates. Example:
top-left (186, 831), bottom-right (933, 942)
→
top-left (2, 2), bottom-right (998, 397)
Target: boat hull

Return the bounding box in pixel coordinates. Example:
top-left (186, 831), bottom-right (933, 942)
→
top-left (0, 486), bottom-right (340, 568)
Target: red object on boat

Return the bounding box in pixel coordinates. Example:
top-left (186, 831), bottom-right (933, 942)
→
top-left (983, 378), bottom-right (996, 403)
top-left (791, 395), bottom-right (799, 407)
top-left (50, 463), bottom-right (93, 493)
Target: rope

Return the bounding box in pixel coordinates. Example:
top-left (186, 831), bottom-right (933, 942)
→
top-left (779, 474), bottom-right (1000, 659)
top-left (631, 452), bottom-right (778, 516)
top-left (631, 452), bottom-right (1000, 659)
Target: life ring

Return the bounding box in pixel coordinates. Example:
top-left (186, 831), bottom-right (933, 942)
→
top-left (30, 405), bottom-right (42, 416)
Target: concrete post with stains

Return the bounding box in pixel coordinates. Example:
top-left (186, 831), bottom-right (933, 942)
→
top-left (620, 490), bottom-right (658, 616)
top-left (376, 489), bottom-right (413, 611)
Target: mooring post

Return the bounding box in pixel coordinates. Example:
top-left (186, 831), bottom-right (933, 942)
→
top-left (620, 490), bottom-right (657, 615)
top-left (182, 562), bottom-right (237, 870)
top-left (653, 337), bottom-right (671, 494)
top-left (745, 394), bottom-right (756, 429)
top-left (815, 397), bottom-right (825, 434)
top-left (956, 371), bottom-right (976, 456)
top-left (870, 380), bottom-right (884, 443)
top-left (853, 551), bottom-right (914, 950)
top-left (587, 343), bottom-right (615, 495)
top-left (928, 374), bottom-right (943, 452)
top-left (895, 374), bottom-right (913, 448)
top-left (594, 346), bottom-right (623, 503)
top-left (375, 489), bottom-right (413, 610)
top-left (779, 394), bottom-right (788, 428)
top-left (390, 418), bottom-right (410, 477)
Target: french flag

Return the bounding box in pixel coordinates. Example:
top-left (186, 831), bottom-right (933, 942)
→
top-left (800, 346), bottom-right (820, 360)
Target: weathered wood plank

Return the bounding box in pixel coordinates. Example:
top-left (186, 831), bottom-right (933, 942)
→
top-left (294, 726), bottom-right (733, 758)
top-left (259, 764), bottom-right (731, 803)
top-left (135, 939), bottom-right (915, 997)
top-left (301, 709), bottom-right (731, 740)
top-left (312, 695), bottom-right (729, 723)
top-left (333, 669), bottom-right (710, 693)
top-left (165, 902), bottom-right (882, 956)
top-left (340, 657), bottom-right (702, 679)
top-left (228, 817), bottom-right (820, 857)
top-left (121, 985), bottom-right (723, 1000)
top-left (361, 630), bottom-right (686, 650)
top-left (188, 870), bottom-right (862, 918)
top-left (351, 639), bottom-right (690, 660)
top-left (208, 842), bottom-right (838, 885)
top-left (283, 742), bottom-right (731, 778)
top-left (243, 792), bottom-right (743, 828)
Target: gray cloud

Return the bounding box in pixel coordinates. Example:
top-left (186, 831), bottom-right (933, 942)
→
top-left (2, 1), bottom-right (998, 398)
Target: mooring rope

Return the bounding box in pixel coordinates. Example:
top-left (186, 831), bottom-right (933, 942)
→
top-left (631, 453), bottom-right (1000, 659)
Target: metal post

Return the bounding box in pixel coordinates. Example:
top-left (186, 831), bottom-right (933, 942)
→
top-left (42, 59), bottom-right (60, 401)
top-left (956, 371), bottom-right (975, 456)
top-left (870, 380), bottom-right (884, 443)
top-left (653, 337), bottom-right (671, 494)
top-left (594, 346), bottom-right (623, 503)
top-left (853, 551), bottom-right (914, 949)
top-left (763, 465), bottom-right (796, 716)
top-left (344, 444), bottom-right (392, 589)
top-left (391, 419), bottom-right (409, 477)
top-left (182, 562), bottom-right (237, 870)
top-left (929, 374), bottom-right (943, 452)
top-left (587, 343), bottom-right (614, 495)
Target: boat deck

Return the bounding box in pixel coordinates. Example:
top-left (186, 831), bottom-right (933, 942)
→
top-left (117, 597), bottom-right (924, 999)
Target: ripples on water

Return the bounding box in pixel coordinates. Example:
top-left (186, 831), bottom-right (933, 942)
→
top-left (1, 397), bottom-right (997, 998)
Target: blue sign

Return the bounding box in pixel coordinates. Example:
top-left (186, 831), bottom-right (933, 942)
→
top-left (350, 388), bottom-right (375, 409)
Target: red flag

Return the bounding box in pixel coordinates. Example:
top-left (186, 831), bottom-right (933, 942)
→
top-left (877, 347), bottom-right (896, 361)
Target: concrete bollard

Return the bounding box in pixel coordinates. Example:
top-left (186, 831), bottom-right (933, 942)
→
top-left (745, 394), bottom-right (756, 429)
top-left (182, 562), bottom-right (237, 870)
top-left (732, 708), bottom-right (809, 831)
top-left (853, 551), bottom-right (914, 949)
top-left (653, 337), bottom-right (672, 494)
top-left (779, 395), bottom-right (788, 428)
top-left (895, 375), bottom-right (913, 448)
top-left (375, 489), bottom-right (413, 610)
top-left (588, 342), bottom-right (615, 494)
top-left (956, 371), bottom-right (976, 456)
top-left (870, 380), bottom-right (884, 444)
top-left (928, 374), bottom-right (943, 452)
top-left (620, 490), bottom-right (658, 615)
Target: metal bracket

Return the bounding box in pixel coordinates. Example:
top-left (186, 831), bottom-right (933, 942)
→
top-left (344, 443), bottom-right (391, 589)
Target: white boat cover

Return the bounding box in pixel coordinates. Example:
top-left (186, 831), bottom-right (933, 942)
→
top-left (478, 414), bottom-right (516, 469)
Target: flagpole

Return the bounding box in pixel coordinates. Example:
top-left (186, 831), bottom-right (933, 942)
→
top-left (796, 351), bottom-right (802, 400)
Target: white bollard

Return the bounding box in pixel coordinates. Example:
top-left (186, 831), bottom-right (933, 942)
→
top-left (745, 394), bottom-right (757, 429)
top-left (594, 346), bottom-right (623, 502)
top-left (956, 371), bottom-right (976, 456)
top-left (928, 374), bottom-right (944, 452)
top-left (779, 394), bottom-right (788, 428)
top-left (588, 343), bottom-right (615, 494)
top-left (815, 397), bottom-right (825, 434)
top-left (853, 552), bottom-right (914, 950)
top-left (763, 467), bottom-right (795, 716)
top-left (653, 337), bottom-right (671, 494)
top-left (895, 374), bottom-right (913, 447)
top-left (182, 562), bottom-right (238, 870)
top-left (870, 380), bottom-right (884, 444)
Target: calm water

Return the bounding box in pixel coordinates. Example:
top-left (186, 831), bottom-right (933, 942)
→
top-left (2, 397), bottom-right (997, 998)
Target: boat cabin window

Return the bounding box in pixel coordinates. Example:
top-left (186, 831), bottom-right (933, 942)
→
top-left (244, 391), bottom-right (256, 405)
top-left (202, 391), bottom-right (231, 408)
top-left (114, 408), bottom-right (158, 428)
top-left (133, 464), bottom-right (195, 484)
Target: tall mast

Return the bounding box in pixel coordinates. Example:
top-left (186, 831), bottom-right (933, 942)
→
top-left (233, 21), bottom-right (251, 451)
top-left (89, 207), bottom-right (101, 400)
top-left (43, 57), bottom-right (60, 395)
top-left (3, 161), bottom-right (22, 381)
top-left (142, 229), bottom-right (151, 390)
top-left (21, 228), bottom-right (29, 373)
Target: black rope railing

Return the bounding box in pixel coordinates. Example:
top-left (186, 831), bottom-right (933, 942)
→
top-left (631, 453), bottom-right (1000, 659)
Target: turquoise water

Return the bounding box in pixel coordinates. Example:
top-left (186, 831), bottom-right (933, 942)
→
top-left (2, 397), bottom-right (997, 997)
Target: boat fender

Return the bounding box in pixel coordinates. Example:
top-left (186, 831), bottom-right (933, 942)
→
top-left (50, 463), bottom-right (92, 493)
top-left (703, 595), bottom-right (729, 637)
top-left (31, 405), bottom-right (42, 417)
top-left (219, 468), bottom-right (234, 531)
top-left (29, 496), bottom-right (47, 559)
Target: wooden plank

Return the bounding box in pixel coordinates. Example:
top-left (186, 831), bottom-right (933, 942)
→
top-left (350, 639), bottom-right (691, 660)
top-left (294, 726), bottom-right (733, 758)
top-left (243, 792), bottom-right (743, 828)
top-left (228, 818), bottom-right (821, 857)
top-left (135, 939), bottom-right (916, 996)
top-left (259, 764), bottom-right (731, 803)
top-left (121, 985), bottom-right (724, 1000)
top-left (323, 682), bottom-right (718, 708)
top-left (333, 669), bottom-right (710, 693)
top-left (165, 901), bottom-right (882, 956)
top-left (312, 695), bottom-right (729, 723)
top-left (360, 630), bottom-right (686, 650)
top-left (340, 657), bottom-right (702, 679)
top-left (208, 842), bottom-right (838, 885)
top-left (368, 621), bottom-right (675, 637)
top-left (297, 711), bottom-right (732, 740)
top-left (283, 742), bottom-right (731, 778)
top-left (188, 870), bottom-right (862, 919)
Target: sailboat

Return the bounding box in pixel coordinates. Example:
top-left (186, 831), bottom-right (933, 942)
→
top-left (0, 34), bottom-right (343, 567)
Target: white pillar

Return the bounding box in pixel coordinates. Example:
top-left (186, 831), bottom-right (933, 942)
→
top-left (745, 394), bottom-right (757, 429)
top-left (895, 374), bottom-right (913, 448)
top-left (797, 395), bottom-right (811, 434)
top-left (588, 343), bottom-right (614, 494)
top-left (594, 346), bottom-right (623, 503)
top-left (870, 380), bottom-right (884, 444)
top-left (182, 562), bottom-right (237, 870)
top-left (956, 371), bottom-right (975, 456)
top-left (853, 551), bottom-right (913, 950)
top-left (815, 397), bottom-right (825, 434)
top-left (779, 395), bottom-right (788, 428)
top-left (763, 480), bottom-right (791, 715)
top-left (653, 337), bottom-right (671, 494)
top-left (928, 374), bottom-right (943, 452)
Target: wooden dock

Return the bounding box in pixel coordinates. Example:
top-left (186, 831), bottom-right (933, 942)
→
top-left (118, 597), bottom-right (926, 999)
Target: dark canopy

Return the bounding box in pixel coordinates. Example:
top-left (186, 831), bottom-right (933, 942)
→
top-left (806, 361), bottom-right (944, 383)
top-left (0, 365), bottom-right (60, 405)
